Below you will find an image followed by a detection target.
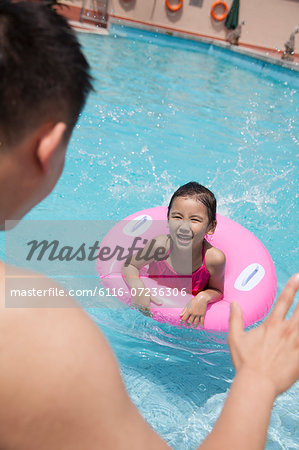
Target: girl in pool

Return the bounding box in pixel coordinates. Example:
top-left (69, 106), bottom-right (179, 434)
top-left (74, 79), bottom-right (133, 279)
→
top-left (122, 182), bottom-right (226, 327)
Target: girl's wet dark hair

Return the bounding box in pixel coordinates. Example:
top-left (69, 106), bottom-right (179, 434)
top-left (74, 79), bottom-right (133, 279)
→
top-left (0, 0), bottom-right (93, 147)
top-left (167, 182), bottom-right (217, 225)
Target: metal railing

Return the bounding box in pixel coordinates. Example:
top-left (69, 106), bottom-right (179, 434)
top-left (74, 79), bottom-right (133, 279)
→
top-left (80, 0), bottom-right (109, 27)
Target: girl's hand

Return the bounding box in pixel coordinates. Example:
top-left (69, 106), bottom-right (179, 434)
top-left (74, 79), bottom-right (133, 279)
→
top-left (132, 293), bottom-right (162, 317)
top-left (180, 293), bottom-right (209, 327)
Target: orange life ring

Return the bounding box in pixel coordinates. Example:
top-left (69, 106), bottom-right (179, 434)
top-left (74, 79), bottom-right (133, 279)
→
top-left (210, 1), bottom-right (228, 21)
top-left (165, 0), bottom-right (183, 13)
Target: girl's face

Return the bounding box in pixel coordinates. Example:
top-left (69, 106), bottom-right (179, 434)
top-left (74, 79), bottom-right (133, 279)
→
top-left (168, 196), bottom-right (215, 250)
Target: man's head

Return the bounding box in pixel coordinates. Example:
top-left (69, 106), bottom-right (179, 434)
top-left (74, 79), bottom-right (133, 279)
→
top-left (0, 0), bottom-right (92, 146)
top-left (0, 1), bottom-right (93, 228)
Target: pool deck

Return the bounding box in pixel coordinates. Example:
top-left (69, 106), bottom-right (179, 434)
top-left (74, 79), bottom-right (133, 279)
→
top-left (59, 2), bottom-right (299, 71)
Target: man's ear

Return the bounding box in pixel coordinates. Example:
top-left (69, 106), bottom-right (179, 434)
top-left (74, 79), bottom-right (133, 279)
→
top-left (36, 122), bottom-right (67, 173)
top-left (206, 220), bottom-right (217, 235)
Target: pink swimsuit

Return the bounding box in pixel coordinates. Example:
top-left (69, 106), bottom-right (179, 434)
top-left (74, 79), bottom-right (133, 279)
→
top-left (145, 239), bottom-right (210, 296)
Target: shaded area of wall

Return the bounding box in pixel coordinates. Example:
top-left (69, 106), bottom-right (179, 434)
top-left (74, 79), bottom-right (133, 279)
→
top-left (108, 0), bottom-right (299, 54)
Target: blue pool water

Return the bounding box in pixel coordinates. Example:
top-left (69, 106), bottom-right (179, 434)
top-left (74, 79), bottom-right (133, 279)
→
top-left (4, 26), bottom-right (299, 448)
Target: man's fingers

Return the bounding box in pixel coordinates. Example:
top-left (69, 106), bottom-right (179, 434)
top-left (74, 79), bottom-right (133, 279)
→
top-left (288, 298), bottom-right (299, 327)
top-left (268, 274), bottom-right (299, 324)
top-left (286, 275), bottom-right (299, 326)
top-left (229, 302), bottom-right (244, 342)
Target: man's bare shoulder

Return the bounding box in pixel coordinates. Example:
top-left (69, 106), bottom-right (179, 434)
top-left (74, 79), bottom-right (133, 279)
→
top-left (0, 262), bottom-right (124, 447)
top-left (0, 260), bottom-right (168, 449)
top-left (0, 261), bottom-right (76, 308)
top-left (0, 262), bottom-right (113, 359)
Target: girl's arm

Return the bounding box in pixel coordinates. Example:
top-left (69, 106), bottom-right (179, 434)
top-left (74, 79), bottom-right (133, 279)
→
top-left (122, 236), bottom-right (168, 311)
top-left (180, 247), bottom-right (225, 327)
top-left (199, 247), bottom-right (226, 303)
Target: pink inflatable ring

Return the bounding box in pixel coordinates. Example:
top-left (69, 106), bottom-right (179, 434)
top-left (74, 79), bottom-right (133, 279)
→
top-left (97, 206), bottom-right (276, 332)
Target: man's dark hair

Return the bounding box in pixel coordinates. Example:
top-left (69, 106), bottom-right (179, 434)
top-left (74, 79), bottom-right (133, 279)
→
top-left (0, 0), bottom-right (93, 147)
top-left (168, 182), bottom-right (217, 225)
